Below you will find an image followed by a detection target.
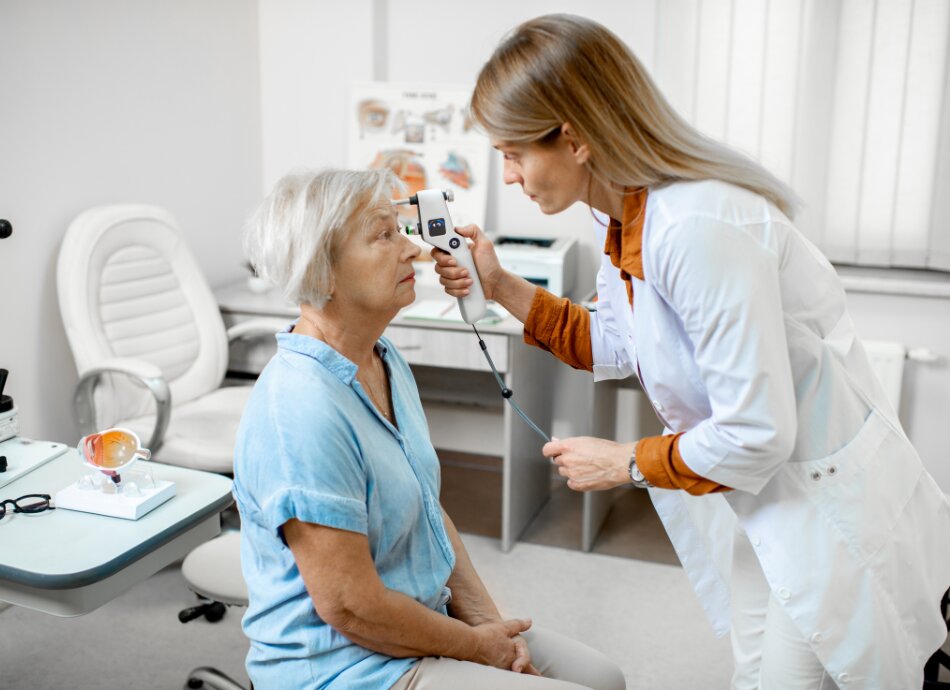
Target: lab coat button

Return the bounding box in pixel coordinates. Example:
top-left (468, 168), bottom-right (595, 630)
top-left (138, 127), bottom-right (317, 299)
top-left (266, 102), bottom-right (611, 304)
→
top-left (811, 471), bottom-right (822, 481)
top-left (810, 632), bottom-right (823, 643)
top-left (751, 536), bottom-right (761, 547)
top-left (652, 400), bottom-right (664, 411)
top-left (837, 672), bottom-right (850, 683)
top-left (777, 586), bottom-right (791, 600)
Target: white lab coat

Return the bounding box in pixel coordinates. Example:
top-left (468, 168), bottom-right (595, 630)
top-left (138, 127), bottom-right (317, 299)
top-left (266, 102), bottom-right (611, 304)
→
top-left (590, 180), bottom-right (950, 689)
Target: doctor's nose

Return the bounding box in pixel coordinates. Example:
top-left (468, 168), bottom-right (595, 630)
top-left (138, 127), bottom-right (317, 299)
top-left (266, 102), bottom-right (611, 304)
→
top-left (502, 160), bottom-right (522, 186)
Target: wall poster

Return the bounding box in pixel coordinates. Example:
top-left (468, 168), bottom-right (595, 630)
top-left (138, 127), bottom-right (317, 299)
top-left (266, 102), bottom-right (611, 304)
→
top-left (347, 82), bottom-right (490, 243)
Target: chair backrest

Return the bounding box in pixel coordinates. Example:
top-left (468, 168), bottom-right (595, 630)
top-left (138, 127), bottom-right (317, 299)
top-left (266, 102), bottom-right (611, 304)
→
top-left (57, 205), bottom-right (229, 422)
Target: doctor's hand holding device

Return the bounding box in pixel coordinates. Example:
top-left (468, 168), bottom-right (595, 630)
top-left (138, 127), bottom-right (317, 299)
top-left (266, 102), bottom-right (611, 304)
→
top-left (396, 189), bottom-right (549, 444)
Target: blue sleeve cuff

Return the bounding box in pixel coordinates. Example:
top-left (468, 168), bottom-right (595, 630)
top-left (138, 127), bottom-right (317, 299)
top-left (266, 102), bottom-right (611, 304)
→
top-left (262, 487), bottom-right (368, 538)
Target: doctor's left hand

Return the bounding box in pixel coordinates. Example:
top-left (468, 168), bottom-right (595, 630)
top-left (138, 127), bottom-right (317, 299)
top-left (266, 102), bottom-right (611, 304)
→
top-left (542, 437), bottom-right (636, 492)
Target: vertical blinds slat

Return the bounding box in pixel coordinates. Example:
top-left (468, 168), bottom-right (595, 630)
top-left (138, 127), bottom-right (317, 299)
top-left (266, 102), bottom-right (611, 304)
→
top-left (725, 0), bottom-right (767, 158)
top-left (928, 30), bottom-right (950, 272)
top-left (857, 0), bottom-right (913, 266)
top-left (759, 0), bottom-right (805, 183)
top-left (654, 0), bottom-right (701, 122)
top-left (694, 0), bottom-right (734, 141)
top-left (894, 0), bottom-right (950, 267)
top-left (824, 0), bottom-right (876, 263)
top-left (791, 0), bottom-right (840, 248)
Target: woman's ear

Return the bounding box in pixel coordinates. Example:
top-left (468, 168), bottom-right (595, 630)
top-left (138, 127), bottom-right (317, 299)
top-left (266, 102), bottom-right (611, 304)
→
top-left (560, 123), bottom-right (590, 165)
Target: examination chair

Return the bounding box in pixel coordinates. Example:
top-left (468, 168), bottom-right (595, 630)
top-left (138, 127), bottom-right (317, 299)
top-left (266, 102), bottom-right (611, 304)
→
top-left (57, 203), bottom-right (283, 472)
top-left (57, 204), bottom-right (277, 689)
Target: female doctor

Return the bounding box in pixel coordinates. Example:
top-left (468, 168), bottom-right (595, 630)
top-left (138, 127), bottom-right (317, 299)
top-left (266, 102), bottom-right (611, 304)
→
top-left (433, 13), bottom-right (950, 690)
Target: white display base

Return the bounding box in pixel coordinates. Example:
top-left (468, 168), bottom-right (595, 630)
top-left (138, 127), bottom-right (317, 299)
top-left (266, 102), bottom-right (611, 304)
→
top-left (55, 479), bottom-right (176, 520)
top-left (0, 437), bottom-right (68, 490)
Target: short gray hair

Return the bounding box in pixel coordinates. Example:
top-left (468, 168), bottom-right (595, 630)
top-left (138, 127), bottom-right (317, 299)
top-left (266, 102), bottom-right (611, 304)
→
top-left (244, 168), bottom-right (402, 308)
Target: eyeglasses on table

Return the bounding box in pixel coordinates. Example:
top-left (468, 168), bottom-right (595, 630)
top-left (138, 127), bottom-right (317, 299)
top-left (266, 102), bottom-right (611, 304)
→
top-left (0, 494), bottom-right (54, 520)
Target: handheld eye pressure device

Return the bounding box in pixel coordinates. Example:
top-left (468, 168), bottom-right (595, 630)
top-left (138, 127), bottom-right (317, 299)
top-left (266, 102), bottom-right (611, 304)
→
top-left (394, 189), bottom-right (550, 443)
top-left (394, 188), bottom-right (487, 324)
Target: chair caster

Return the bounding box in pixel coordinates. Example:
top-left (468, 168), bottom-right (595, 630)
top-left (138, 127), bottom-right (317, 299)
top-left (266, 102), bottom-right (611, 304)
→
top-left (179, 600), bottom-right (227, 623)
top-left (184, 666), bottom-right (249, 690)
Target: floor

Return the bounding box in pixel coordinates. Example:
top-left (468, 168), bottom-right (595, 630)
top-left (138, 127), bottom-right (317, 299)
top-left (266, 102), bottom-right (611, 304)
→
top-left (439, 449), bottom-right (680, 565)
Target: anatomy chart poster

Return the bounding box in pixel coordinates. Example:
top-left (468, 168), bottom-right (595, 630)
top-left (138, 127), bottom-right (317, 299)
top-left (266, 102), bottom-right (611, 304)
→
top-left (347, 82), bottom-right (490, 232)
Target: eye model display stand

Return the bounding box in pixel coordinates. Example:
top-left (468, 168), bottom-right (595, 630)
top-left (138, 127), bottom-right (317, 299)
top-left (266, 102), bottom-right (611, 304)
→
top-left (55, 474), bottom-right (176, 520)
top-left (54, 428), bottom-right (175, 520)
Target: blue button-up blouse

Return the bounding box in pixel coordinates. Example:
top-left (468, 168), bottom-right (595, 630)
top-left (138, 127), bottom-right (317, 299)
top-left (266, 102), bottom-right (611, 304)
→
top-left (233, 328), bottom-right (455, 690)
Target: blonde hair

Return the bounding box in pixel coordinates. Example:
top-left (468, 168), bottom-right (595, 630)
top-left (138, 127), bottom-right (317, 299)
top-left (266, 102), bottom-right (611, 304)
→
top-left (244, 168), bottom-right (401, 308)
top-left (472, 14), bottom-right (800, 218)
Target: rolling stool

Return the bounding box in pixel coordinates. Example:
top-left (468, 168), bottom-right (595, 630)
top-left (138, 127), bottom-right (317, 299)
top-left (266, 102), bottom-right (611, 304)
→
top-left (179, 530), bottom-right (251, 690)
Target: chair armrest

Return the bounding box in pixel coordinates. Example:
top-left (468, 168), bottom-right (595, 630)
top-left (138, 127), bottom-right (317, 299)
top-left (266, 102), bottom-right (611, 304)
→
top-left (226, 317), bottom-right (287, 343)
top-left (73, 358), bottom-right (171, 454)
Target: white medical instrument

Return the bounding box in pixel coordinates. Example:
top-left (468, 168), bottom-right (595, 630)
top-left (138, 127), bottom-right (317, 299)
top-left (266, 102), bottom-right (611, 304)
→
top-left (396, 189), bottom-right (550, 443)
top-left (396, 188), bottom-right (486, 324)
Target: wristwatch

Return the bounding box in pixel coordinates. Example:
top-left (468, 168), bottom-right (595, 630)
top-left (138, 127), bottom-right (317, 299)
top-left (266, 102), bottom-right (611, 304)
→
top-left (628, 446), bottom-right (652, 489)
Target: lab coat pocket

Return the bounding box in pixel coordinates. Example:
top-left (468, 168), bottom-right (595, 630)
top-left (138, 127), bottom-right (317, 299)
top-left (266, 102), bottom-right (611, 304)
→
top-left (789, 409), bottom-right (920, 563)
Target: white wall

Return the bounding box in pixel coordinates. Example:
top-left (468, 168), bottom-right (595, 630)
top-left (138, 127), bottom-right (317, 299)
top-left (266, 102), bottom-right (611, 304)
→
top-left (258, 0), bottom-right (374, 190)
top-left (0, 0), bottom-right (263, 443)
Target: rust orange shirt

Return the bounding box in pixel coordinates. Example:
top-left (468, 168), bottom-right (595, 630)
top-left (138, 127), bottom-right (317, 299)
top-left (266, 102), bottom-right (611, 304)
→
top-left (522, 189), bottom-right (729, 495)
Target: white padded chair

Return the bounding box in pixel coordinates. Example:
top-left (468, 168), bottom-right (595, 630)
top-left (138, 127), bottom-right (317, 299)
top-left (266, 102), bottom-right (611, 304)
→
top-left (57, 204), bottom-right (284, 473)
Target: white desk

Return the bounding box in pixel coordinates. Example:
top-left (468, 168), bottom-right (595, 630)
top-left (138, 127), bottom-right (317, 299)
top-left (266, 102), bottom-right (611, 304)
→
top-left (217, 279), bottom-right (559, 552)
top-left (0, 441), bottom-right (233, 616)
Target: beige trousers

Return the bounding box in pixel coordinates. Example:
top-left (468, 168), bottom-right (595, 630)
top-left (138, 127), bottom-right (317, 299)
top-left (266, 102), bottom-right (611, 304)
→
top-left (389, 626), bottom-right (626, 690)
top-left (730, 526), bottom-right (836, 690)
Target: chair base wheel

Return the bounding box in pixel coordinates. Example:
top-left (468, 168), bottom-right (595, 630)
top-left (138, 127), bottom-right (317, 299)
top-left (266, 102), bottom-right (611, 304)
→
top-left (179, 600), bottom-right (227, 624)
top-left (184, 666), bottom-right (248, 690)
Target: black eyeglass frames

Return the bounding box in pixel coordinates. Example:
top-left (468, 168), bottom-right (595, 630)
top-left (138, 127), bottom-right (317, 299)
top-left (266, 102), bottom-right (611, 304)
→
top-left (0, 494), bottom-right (54, 520)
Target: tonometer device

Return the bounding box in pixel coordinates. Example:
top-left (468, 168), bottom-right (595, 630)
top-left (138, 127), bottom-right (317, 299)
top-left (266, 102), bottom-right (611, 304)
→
top-left (395, 189), bottom-right (550, 444)
top-left (395, 189), bottom-right (487, 324)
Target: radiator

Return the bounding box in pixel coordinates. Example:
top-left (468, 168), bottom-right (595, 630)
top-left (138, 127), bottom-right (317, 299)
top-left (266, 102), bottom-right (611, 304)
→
top-left (862, 340), bottom-right (906, 411)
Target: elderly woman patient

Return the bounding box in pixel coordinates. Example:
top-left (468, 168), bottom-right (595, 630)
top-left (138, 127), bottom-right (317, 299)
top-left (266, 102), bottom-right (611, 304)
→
top-left (233, 169), bottom-right (625, 690)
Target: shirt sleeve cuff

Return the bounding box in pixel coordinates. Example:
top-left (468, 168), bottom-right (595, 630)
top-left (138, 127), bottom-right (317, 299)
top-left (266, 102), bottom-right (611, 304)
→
top-left (523, 286), bottom-right (557, 348)
top-left (262, 487), bottom-right (369, 541)
top-left (636, 434), bottom-right (731, 495)
top-left (523, 287), bottom-right (593, 371)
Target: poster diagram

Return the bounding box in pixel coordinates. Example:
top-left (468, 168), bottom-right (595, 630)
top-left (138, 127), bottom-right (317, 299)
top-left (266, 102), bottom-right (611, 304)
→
top-left (347, 82), bottom-right (490, 234)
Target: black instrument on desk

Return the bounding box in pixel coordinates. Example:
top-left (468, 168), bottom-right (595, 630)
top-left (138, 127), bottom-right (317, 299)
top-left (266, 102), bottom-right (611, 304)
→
top-left (0, 220), bottom-right (11, 240)
top-left (0, 368), bottom-right (17, 455)
top-left (0, 369), bottom-right (10, 472)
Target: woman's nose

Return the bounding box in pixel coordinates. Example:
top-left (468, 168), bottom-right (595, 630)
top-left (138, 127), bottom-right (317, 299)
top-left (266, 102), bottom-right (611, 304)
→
top-left (502, 159), bottom-right (521, 186)
top-left (401, 232), bottom-right (422, 259)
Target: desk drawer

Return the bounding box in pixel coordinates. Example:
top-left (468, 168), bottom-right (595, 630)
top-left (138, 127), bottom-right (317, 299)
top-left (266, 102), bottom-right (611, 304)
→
top-left (384, 325), bottom-right (509, 373)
